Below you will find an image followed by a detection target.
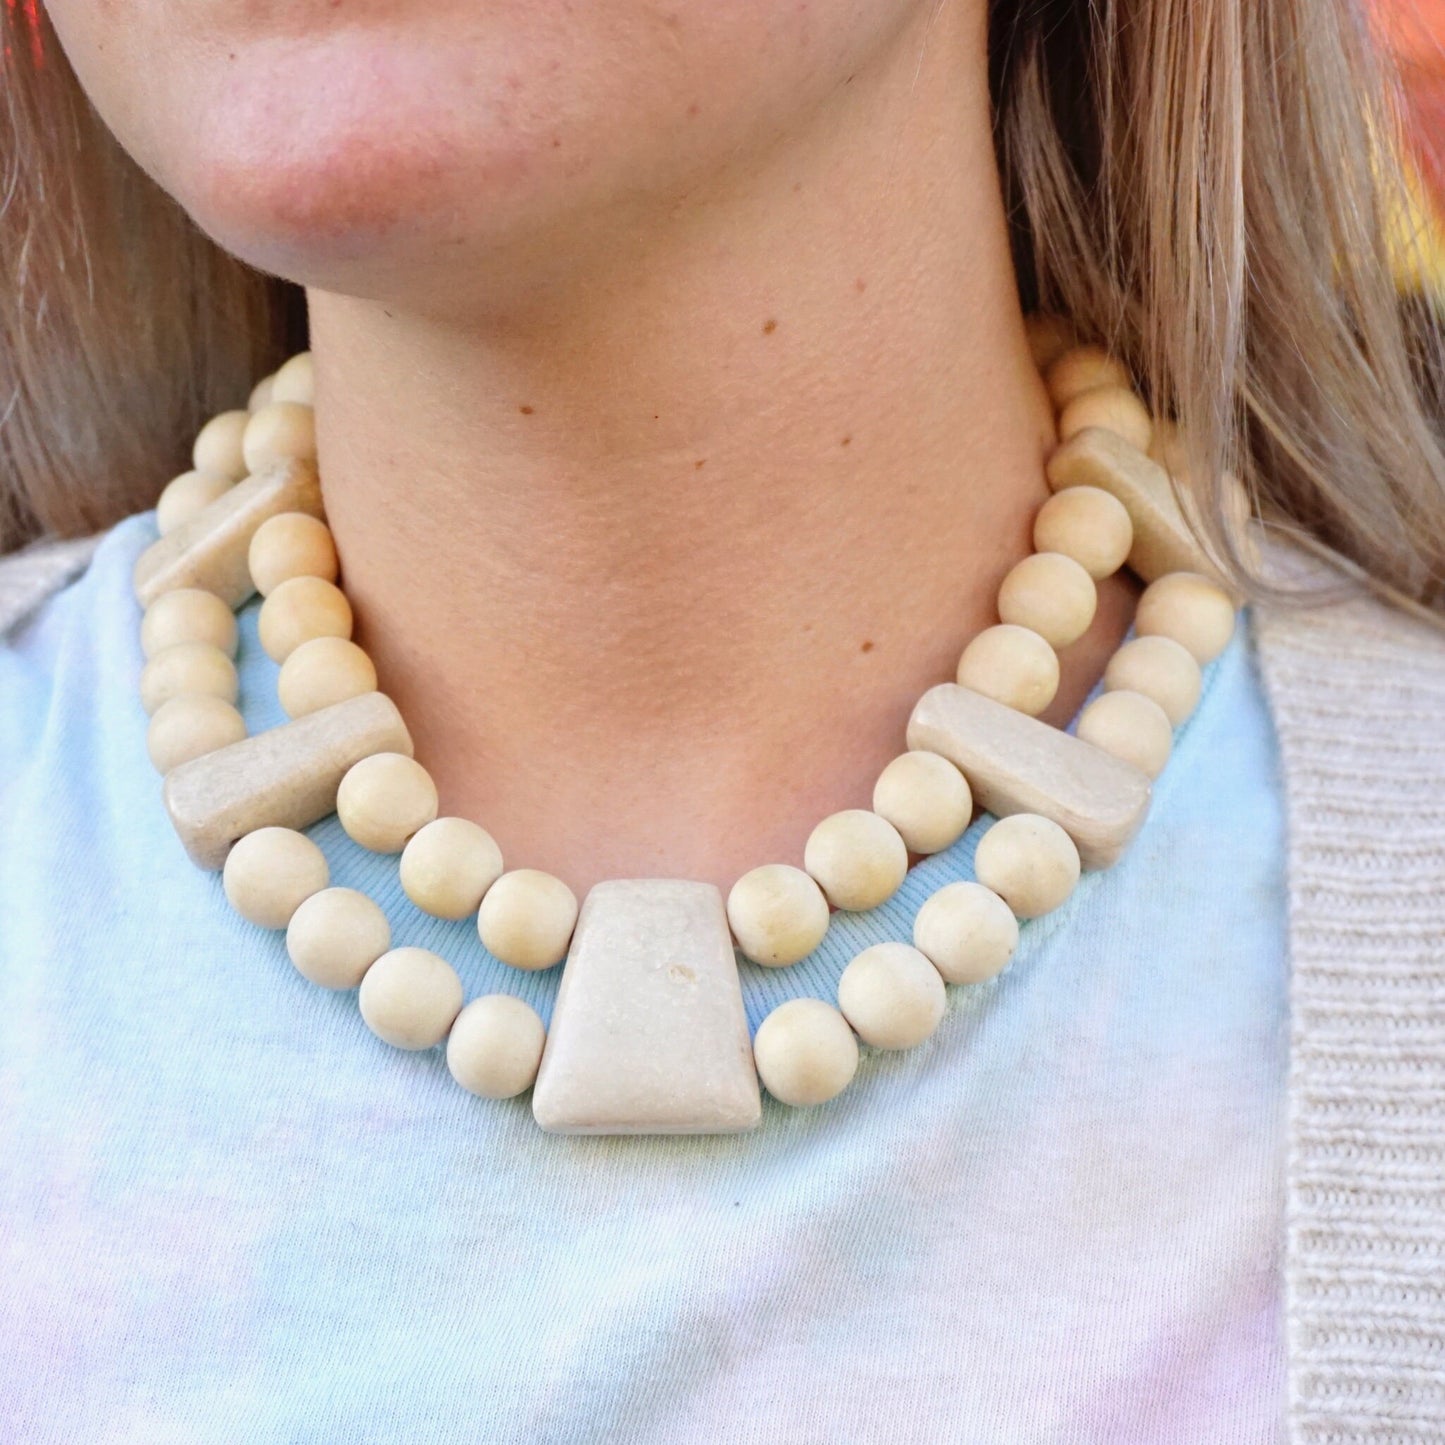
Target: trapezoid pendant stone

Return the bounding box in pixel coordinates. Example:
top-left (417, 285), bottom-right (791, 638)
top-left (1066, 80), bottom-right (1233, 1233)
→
top-left (531, 879), bottom-right (762, 1135)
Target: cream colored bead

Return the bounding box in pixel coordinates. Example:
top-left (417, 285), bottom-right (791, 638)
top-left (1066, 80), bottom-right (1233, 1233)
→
top-left (1103, 634), bottom-right (1202, 726)
top-left (156, 470), bottom-right (234, 537)
top-left (913, 880), bottom-right (1019, 984)
top-left (222, 825), bottom-right (329, 929)
top-left (257, 575), bottom-right (353, 663)
top-left (285, 886), bottom-right (391, 989)
top-left (1076, 689), bottom-right (1174, 780)
top-left (837, 942), bottom-right (946, 1050)
top-left (140, 587), bottom-right (237, 658)
top-left (192, 409), bottom-right (250, 482)
top-left (336, 751), bottom-right (438, 853)
top-left (1031, 486), bottom-right (1133, 581)
top-left (1045, 345), bottom-right (1131, 410)
top-left (146, 694), bottom-right (246, 774)
top-left (974, 813), bottom-right (1081, 919)
top-left (447, 995), bottom-right (547, 1098)
top-left (248, 512), bottom-right (339, 597)
top-left (1135, 571), bottom-right (1237, 664)
top-left (753, 998), bottom-right (859, 1108)
top-left (1024, 312), bottom-right (1075, 372)
top-left (358, 946), bottom-right (463, 1051)
top-left (956, 623), bottom-right (1060, 717)
top-left (401, 816), bottom-right (505, 920)
top-left (803, 809), bottom-right (909, 912)
top-left (478, 869), bottom-right (579, 971)
top-left (726, 863), bottom-right (831, 967)
top-left (996, 552), bottom-right (1097, 650)
top-left (242, 401), bottom-right (317, 474)
top-left (277, 636), bottom-right (378, 718)
top-left (871, 750), bottom-right (972, 855)
top-left (270, 352), bottom-right (315, 406)
top-left (139, 641), bottom-right (238, 715)
top-left (1057, 385), bottom-right (1154, 453)
top-left (248, 373), bottom-right (275, 411)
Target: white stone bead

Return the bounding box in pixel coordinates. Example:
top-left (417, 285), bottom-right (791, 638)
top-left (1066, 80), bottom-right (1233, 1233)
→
top-left (358, 946), bottom-right (463, 1050)
top-left (192, 409), bottom-right (250, 482)
top-left (1057, 385), bottom-right (1154, 453)
top-left (1077, 689), bottom-right (1174, 779)
top-left (871, 750), bottom-right (972, 855)
top-left (242, 401), bottom-right (317, 474)
top-left (139, 641), bottom-right (239, 715)
top-left (837, 942), bottom-right (946, 1050)
top-left (803, 809), bottom-right (909, 912)
top-left (336, 751), bottom-right (438, 853)
top-left (270, 352), bottom-right (315, 406)
top-left (956, 623), bottom-right (1060, 716)
top-left (478, 869), bottom-right (579, 971)
top-left (1031, 486), bottom-right (1133, 580)
top-left (156, 470), bottom-right (234, 536)
top-left (997, 552), bottom-right (1097, 650)
top-left (753, 998), bottom-right (859, 1108)
top-left (222, 825), bottom-right (329, 929)
top-left (973, 813), bottom-right (1081, 919)
top-left (1044, 345), bottom-right (1131, 409)
top-left (146, 694), bottom-right (247, 774)
top-left (1103, 634), bottom-right (1202, 726)
top-left (140, 587), bottom-right (237, 658)
top-left (913, 880), bottom-right (1019, 984)
top-left (277, 636), bottom-right (378, 718)
top-left (248, 373), bottom-right (275, 411)
top-left (447, 995), bottom-right (547, 1098)
top-left (401, 816), bottom-right (505, 920)
top-left (248, 512), bottom-right (339, 597)
top-left (257, 575), bottom-right (353, 663)
top-left (726, 863), bottom-right (831, 967)
top-left (1135, 571), bottom-right (1237, 664)
top-left (1024, 312), bottom-right (1075, 372)
top-left (286, 886), bottom-right (391, 989)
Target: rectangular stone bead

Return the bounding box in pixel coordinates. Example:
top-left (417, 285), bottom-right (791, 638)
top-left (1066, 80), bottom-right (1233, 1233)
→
top-left (162, 691), bottom-right (413, 869)
top-left (133, 459), bottom-right (323, 609)
top-left (532, 879), bottom-right (762, 1136)
top-left (907, 683), bottom-right (1151, 868)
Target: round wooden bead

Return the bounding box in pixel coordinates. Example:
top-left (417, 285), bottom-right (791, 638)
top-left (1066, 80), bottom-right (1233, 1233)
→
top-left (478, 869), bottom-right (579, 971)
top-left (996, 552), bottom-right (1097, 650)
top-left (336, 752), bottom-right (438, 853)
top-left (753, 998), bottom-right (859, 1108)
top-left (242, 401), bottom-right (317, 474)
top-left (222, 825), bottom-right (329, 929)
top-left (141, 587), bottom-right (237, 658)
top-left (1024, 312), bottom-right (1075, 372)
top-left (956, 623), bottom-right (1060, 716)
top-left (1057, 385), bottom-right (1154, 453)
top-left (1044, 345), bottom-right (1132, 410)
top-left (248, 373), bottom-right (275, 411)
top-left (146, 694), bottom-right (246, 773)
top-left (1031, 486), bottom-right (1133, 580)
top-left (257, 575), bottom-right (353, 663)
top-left (913, 880), bottom-right (1019, 984)
top-left (270, 352), bottom-right (315, 406)
top-left (277, 636), bottom-right (377, 718)
top-left (1103, 634), bottom-right (1202, 726)
top-left (446, 995), bottom-right (547, 1098)
top-left (286, 886), bottom-right (391, 989)
top-left (837, 942), bottom-right (946, 1050)
top-left (727, 863), bottom-right (831, 967)
top-left (192, 409), bottom-right (250, 481)
top-left (248, 512), bottom-right (339, 597)
top-left (139, 641), bottom-right (238, 715)
top-left (803, 809), bottom-right (909, 912)
top-left (871, 750), bottom-right (972, 855)
top-left (155, 469), bottom-right (233, 536)
top-left (1076, 689), bottom-right (1174, 779)
top-left (358, 946), bottom-right (463, 1050)
top-left (974, 813), bottom-right (1080, 918)
top-left (1135, 572), bottom-right (1237, 664)
top-left (401, 816), bottom-right (505, 920)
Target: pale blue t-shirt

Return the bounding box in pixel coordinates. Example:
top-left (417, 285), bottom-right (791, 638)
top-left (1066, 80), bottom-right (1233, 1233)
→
top-left (0, 514), bottom-right (1289, 1443)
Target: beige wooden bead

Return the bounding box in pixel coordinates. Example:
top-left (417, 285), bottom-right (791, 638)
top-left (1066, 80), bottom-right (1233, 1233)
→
top-left (1024, 312), bottom-right (1075, 372)
top-left (248, 512), bottom-right (339, 597)
top-left (803, 809), bottom-right (909, 912)
top-left (147, 694), bottom-right (246, 774)
top-left (139, 641), bottom-right (238, 715)
top-left (1076, 689), bottom-right (1174, 780)
top-left (1103, 634), bottom-right (1202, 726)
top-left (277, 636), bottom-right (378, 718)
top-left (837, 942), bottom-right (946, 1050)
top-left (478, 868), bottom-right (579, 971)
top-left (336, 751), bottom-right (438, 853)
top-left (222, 825), bottom-right (329, 929)
top-left (871, 750), bottom-right (972, 855)
top-left (1057, 385), bottom-right (1154, 453)
top-left (192, 409), bottom-right (250, 482)
top-left (248, 373), bottom-right (275, 411)
top-left (401, 816), bottom-right (505, 920)
top-left (913, 880), bottom-right (1019, 984)
top-left (997, 552), bottom-right (1097, 650)
top-left (156, 470), bottom-right (234, 536)
top-left (1135, 571), bottom-right (1237, 664)
top-left (286, 887), bottom-right (391, 989)
top-left (1031, 486), bottom-right (1133, 581)
top-left (447, 995), bottom-right (547, 1098)
top-left (956, 623), bottom-right (1060, 717)
top-left (974, 813), bottom-right (1081, 919)
top-left (270, 352), bottom-right (315, 406)
top-left (753, 998), bottom-right (859, 1108)
top-left (140, 587), bottom-right (237, 658)
top-left (257, 575), bottom-right (353, 663)
top-left (358, 946), bottom-right (463, 1051)
top-left (1045, 345), bottom-right (1131, 410)
top-left (242, 401), bottom-right (317, 474)
top-left (726, 863), bottom-right (831, 967)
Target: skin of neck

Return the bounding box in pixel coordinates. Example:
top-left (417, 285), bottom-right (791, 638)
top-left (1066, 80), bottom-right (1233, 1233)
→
top-left (306, 2), bottom-right (1135, 895)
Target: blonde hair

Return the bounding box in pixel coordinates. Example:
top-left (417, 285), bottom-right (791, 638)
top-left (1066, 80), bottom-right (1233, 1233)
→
top-left (4, 0), bottom-right (1444, 605)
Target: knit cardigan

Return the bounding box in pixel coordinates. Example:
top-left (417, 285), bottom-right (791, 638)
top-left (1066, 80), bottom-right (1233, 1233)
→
top-left (3, 534), bottom-right (1442, 1445)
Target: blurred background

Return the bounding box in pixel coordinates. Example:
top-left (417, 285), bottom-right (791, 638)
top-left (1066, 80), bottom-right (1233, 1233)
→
top-left (1378, 0), bottom-right (1445, 286)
